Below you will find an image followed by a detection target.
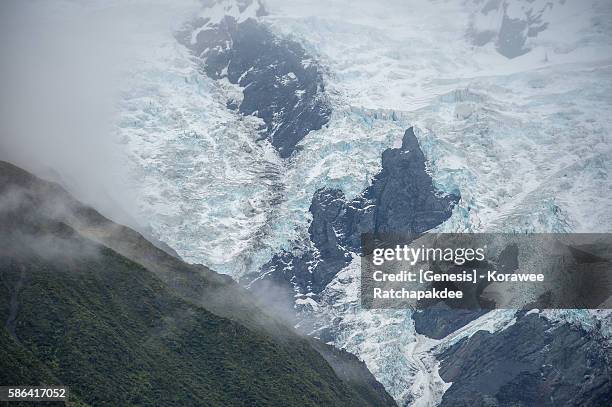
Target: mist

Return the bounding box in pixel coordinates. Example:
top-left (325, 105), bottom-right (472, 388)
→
top-left (0, 0), bottom-right (199, 228)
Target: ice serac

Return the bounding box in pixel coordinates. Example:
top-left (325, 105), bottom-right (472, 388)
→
top-left (177, 1), bottom-right (331, 158)
top-left (437, 313), bottom-right (612, 406)
top-left (251, 127), bottom-right (460, 294)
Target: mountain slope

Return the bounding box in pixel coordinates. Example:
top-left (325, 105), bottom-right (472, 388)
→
top-left (6, 1), bottom-right (610, 406)
top-left (0, 160), bottom-right (396, 407)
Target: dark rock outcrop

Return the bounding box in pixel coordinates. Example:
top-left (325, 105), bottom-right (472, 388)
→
top-left (413, 306), bottom-right (488, 340)
top-left (468, 0), bottom-right (550, 59)
top-left (251, 127), bottom-right (460, 294)
top-left (177, 5), bottom-right (331, 158)
top-left (438, 313), bottom-right (612, 406)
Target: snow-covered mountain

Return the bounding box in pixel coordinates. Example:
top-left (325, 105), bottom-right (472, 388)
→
top-left (115, 0), bottom-right (612, 272)
top-left (28, 0), bottom-right (609, 405)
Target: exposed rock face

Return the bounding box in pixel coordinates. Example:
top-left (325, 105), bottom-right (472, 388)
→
top-left (177, 8), bottom-right (331, 158)
top-left (437, 313), bottom-right (612, 406)
top-left (346, 127), bottom-right (460, 242)
top-left (467, 0), bottom-right (552, 59)
top-left (251, 127), bottom-right (460, 294)
top-left (413, 306), bottom-right (488, 339)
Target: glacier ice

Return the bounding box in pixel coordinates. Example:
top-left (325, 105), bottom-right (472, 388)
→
top-left (104, 0), bottom-right (612, 405)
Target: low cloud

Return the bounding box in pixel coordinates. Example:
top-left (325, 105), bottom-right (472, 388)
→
top-left (0, 0), bottom-right (199, 228)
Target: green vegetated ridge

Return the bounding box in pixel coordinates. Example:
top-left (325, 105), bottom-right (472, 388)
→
top-left (0, 161), bottom-right (396, 407)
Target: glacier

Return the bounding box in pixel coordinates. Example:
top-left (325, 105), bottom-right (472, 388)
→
top-left (100, 0), bottom-right (612, 405)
